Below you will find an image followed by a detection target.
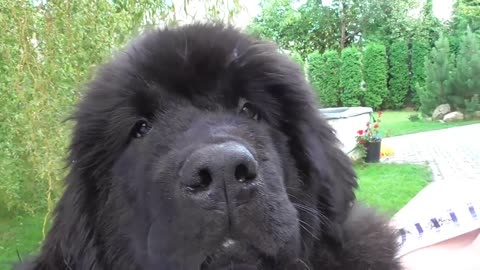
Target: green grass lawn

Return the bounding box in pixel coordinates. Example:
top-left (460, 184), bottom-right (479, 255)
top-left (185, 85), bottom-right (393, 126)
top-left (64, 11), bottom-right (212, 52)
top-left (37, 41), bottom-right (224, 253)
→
top-left (355, 163), bottom-right (431, 216)
top-left (0, 214), bottom-right (44, 269)
top-left (0, 164), bottom-right (431, 269)
top-left (377, 111), bottom-right (480, 137)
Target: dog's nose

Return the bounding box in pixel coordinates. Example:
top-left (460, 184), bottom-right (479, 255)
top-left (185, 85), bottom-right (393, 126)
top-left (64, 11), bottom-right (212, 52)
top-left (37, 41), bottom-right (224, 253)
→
top-left (179, 142), bottom-right (258, 208)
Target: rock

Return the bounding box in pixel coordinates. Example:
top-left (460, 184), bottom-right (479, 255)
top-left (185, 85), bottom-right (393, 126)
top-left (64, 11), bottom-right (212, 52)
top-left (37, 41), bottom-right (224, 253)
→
top-left (443, 111), bottom-right (464, 122)
top-left (432, 104), bottom-right (451, 120)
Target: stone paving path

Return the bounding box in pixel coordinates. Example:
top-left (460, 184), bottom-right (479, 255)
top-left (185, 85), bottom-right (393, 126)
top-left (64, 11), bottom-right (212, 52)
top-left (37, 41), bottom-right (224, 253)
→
top-left (382, 124), bottom-right (480, 181)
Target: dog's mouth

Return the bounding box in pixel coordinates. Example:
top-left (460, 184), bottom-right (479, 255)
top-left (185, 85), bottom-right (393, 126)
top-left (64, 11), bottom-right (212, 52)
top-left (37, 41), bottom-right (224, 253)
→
top-left (200, 238), bottom-right (267, 270)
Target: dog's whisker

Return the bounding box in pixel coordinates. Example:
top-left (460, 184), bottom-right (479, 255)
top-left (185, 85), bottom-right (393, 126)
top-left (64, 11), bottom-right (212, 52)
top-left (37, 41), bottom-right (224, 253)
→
top-left (292, 202), bottom-right (328, 222)
top-left (297, 219), bottom-right (320, 241)
top-left (287, 190), bottom-right (315, 201)
top-left (300, 259), bottom-right (312, 270)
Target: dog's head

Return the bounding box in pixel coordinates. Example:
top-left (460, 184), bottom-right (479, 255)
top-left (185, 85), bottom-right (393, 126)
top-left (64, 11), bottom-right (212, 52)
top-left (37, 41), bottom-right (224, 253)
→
top-left (58, 24), bottom-right (357, 269)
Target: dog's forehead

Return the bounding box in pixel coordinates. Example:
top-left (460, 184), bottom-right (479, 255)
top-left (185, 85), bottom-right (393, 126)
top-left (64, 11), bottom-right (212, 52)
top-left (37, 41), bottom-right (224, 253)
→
top-left (123, 34), bottom-right (267, 110)
top-left (88, 25), bottom-right (299, 123)
top-left (121, 28), bottom-right (252, 103)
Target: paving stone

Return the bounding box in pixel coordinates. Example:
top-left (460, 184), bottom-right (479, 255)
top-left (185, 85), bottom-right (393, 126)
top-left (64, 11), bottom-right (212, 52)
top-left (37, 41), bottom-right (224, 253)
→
top-left (381, 124), bottom-right (480, 181)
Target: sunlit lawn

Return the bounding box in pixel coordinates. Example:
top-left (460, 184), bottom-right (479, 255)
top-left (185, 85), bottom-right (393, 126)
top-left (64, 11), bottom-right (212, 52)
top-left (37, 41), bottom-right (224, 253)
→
top-left (355, 163), bottom-right (432, 216)
top-left (378, 111), bottom-right (480, 137)
top-left (0, 213), bottom-right (44, 270)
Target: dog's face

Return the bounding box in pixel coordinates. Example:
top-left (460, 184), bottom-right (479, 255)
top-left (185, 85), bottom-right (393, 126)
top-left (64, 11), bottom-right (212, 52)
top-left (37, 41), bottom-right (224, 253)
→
top-left (66, 24), bottom-right (357, 269)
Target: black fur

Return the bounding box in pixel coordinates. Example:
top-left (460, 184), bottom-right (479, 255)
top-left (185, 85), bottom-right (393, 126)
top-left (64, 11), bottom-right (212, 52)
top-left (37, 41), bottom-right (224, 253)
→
top-left (16, 24), bottom-right (401, 270)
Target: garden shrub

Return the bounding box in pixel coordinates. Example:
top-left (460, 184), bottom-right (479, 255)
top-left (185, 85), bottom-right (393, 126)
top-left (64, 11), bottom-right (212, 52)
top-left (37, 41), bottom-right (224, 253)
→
top-left (388, 41), bottom-right (410, 109)
top-left (340, 47), bottom-right (363, 106)
top-left (363, 43), bottom-right (388, 109)
top-left (408, 113), bottom-right (421, 122)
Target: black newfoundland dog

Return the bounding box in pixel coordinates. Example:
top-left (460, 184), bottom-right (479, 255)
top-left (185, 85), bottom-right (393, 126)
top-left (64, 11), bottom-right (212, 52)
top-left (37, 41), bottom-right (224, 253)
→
top-left (18, 24), bottom-right (401, 270)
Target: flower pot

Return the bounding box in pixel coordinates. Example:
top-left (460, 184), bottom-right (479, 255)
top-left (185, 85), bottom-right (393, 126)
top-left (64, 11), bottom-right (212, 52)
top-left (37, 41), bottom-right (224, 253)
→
top-left (365, 140), bottom-right (382, 163)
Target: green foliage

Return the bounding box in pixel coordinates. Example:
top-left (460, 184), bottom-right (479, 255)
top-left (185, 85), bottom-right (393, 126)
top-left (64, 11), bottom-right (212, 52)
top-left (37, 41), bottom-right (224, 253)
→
top-left (307, 50), bottom-right (341, 107)
top-left (410, 41), bottom-right (430, 107)
top-left (249, 0), bottom-right (420, 55)
top-left (363, 43), bottom-right (388, 109)
top-left (420, 33), bottom-right (454, 115)
top-left (450, 0), bottom-right (480, 34)
top-left (248, 0), bottom-right (301, 52)
top-left (387, 41), bottom-right (410, 109)
top-left (340, 47), bottom-right (363, 106)
top-left (450, 26), bottom-right (480, 110)
top-left (0, 0), bottom-right (243, 218)
top-left (413, 0), bottom-right (443, 44)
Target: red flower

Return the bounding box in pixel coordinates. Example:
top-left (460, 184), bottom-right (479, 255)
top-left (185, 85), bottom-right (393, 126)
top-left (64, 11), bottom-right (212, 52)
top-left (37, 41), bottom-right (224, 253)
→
top-left (374, 124), bottom-right (379, 129)
top-left (357, 130), bottom-right (364, 135)
top-left (359, 139), bottom-right (366, 145)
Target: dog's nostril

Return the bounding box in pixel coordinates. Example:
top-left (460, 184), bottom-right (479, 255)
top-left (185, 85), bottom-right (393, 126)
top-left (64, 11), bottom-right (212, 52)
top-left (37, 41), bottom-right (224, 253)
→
top-left (187, 168), bottom-right (212, 191)
top-left (234, 163), bottom-right (256, 183)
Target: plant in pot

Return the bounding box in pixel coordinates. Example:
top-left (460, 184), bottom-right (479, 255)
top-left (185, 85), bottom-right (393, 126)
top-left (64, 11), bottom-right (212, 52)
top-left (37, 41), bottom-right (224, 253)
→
top-left (355, 111), bottom-right (383, 163)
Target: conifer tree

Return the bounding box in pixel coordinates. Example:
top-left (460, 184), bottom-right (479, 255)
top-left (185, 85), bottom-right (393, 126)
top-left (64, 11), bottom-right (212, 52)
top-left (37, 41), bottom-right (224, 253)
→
top-left (450, 26), bottom-right (480, 110)
top-left (419, 33), bottom-right (454, 115)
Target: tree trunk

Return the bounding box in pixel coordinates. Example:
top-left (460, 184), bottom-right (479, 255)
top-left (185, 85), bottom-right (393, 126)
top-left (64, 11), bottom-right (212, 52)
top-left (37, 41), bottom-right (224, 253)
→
top-left (339, 1), bottom-right (347, 49)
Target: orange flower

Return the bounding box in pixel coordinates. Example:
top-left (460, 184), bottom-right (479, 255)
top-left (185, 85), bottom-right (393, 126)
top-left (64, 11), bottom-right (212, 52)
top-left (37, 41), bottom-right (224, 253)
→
top-left (374, 124), bottom-right (379, 129)
top-left (378, 111), bottom-right (383, 116)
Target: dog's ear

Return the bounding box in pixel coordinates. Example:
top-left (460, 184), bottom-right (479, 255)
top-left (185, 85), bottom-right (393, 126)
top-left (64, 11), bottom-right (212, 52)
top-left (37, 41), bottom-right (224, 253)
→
top-left (286, 104), bottom-right (358, 247)
top-left (295, 111), bottom-right (358, 219)
top-left (245, 47), bottom-right (358, 224)
top-left (260, 53), bottom-right (358, 245)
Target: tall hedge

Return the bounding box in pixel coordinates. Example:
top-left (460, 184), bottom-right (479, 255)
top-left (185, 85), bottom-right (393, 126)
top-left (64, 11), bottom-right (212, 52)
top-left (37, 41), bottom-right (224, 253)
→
top-left (340, 47), bottom-right (363, 106)
top-left (0, 1), bottom-right (140, 214)
top-left (363, 43), bottom-right (388, 109)
top-left (290, 50), bottom-right (305, 70)
top-left (411, 41), bottom-right (430, 106)
top-left (308, 50), bottom-right (340, 107)
top-left (388, 41), bottom-right (410, 109)
top-left (0, 1), bottom-right (243, 216)
top-left (307, 52), bottom-right (324, 104)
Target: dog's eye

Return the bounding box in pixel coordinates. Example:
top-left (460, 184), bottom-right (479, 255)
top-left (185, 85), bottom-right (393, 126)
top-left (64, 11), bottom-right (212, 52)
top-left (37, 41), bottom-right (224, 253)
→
top-left (131, 120), bottom-right (152, 138)
top-left (239, 102), bottom-right (259, 120)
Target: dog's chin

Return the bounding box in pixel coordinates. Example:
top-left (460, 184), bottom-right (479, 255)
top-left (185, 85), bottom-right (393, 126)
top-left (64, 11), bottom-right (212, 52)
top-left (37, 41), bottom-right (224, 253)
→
top-left (199, 238), bottom-right (306, 270)
top-left (200, 239), bottom-right (265, 270)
